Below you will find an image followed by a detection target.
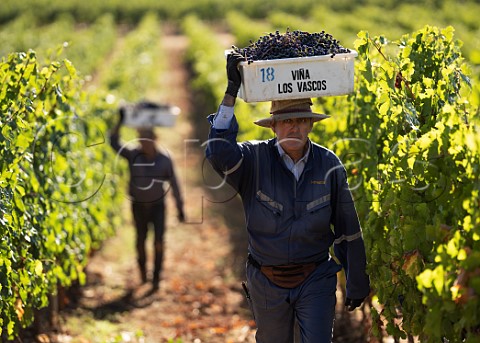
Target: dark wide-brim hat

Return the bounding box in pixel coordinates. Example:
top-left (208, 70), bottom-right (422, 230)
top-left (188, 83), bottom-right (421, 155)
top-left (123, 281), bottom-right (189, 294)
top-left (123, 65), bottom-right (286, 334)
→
top-left (254, 98), bottom-right (329, 128)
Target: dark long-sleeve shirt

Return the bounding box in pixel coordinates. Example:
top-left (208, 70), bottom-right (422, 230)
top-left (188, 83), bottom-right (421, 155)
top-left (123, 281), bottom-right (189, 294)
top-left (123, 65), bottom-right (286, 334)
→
top-left (206, 111), bottom-right (370, 299)
top-left (110, 133), bottom-right (183, 210)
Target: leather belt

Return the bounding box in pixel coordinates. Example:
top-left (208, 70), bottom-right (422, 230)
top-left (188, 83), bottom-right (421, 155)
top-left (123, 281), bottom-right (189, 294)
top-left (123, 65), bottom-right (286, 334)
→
top-left (248, 254), bottom-right (328, 288)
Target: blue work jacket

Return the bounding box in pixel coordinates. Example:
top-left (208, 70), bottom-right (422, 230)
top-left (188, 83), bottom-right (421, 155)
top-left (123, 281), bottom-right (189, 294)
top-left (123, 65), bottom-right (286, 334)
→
top-left (206, 113), bottom-right (370, 299)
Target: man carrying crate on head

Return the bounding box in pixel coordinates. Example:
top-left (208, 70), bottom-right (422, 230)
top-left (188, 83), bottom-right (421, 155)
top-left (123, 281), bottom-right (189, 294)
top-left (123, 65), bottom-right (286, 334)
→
top-left (110, 101), bottom-right (185, 291)
top-left (205, 52), bottom-right (370, 343)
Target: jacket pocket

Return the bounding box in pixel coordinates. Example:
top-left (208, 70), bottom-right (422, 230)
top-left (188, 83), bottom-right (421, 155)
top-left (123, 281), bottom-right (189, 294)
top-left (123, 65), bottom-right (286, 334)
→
top-left (256, 190), bottom-right (283, 216)
top-left (306, 194), bottom-right (331, 213)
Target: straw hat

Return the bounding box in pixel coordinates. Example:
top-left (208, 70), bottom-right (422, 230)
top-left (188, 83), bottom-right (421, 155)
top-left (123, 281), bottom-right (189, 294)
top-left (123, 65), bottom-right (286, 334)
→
top-left (254, 98), bottom-right (329, 128)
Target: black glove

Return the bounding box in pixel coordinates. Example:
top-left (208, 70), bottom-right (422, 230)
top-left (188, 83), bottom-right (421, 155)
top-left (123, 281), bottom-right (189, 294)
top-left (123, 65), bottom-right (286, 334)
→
top-left (225, 52), bottom-right (245, 97)
top-left (345, 297), bottom-right (364, 311)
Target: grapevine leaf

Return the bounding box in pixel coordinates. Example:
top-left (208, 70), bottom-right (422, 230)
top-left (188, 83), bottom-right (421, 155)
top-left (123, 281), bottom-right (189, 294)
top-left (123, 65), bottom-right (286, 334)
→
top-left (63, 59), bottom-right (77, 78)
top-left (34, 260), bottom-right (43, 276)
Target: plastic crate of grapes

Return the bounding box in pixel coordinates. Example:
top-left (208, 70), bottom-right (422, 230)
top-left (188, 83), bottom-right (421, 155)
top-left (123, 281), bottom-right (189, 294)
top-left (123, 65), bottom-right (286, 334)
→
top-left (235, 50), bottom-right (358, 103)
top-left (122, 103), bottom-right (181, 128)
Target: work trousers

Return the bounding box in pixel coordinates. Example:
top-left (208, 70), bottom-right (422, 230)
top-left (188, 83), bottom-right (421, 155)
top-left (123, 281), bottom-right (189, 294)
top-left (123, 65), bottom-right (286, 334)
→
top-left (246, 258), bottom-right (341, 343)
top-left (131, 202), bottom-right (166, 281)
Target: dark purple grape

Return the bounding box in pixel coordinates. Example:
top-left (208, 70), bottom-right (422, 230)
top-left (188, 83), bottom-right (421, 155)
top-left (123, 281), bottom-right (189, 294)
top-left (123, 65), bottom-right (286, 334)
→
top-left (232, 29), bottom-right (350, 61)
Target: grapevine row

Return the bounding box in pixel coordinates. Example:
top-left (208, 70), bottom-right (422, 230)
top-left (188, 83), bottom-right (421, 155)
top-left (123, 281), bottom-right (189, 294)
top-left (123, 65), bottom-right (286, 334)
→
top-left (0, 13), bottom-right (117, 78)
top-left (98, 13), bottom-right (164, 102)
top-left (0, 13), bottom-right (166, 338)
top-left (349, 26), bottom-right (480, 342)
top-left (0, 51), bottom-right (122, 339)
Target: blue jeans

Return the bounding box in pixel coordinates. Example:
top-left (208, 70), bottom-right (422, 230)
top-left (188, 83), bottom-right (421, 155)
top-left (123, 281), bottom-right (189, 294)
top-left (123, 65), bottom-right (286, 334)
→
top-left (246, 258), bottom-right (341, 343)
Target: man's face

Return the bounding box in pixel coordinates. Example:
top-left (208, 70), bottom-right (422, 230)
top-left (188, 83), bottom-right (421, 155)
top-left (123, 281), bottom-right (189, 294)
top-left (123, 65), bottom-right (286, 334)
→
top-left (139, 136), bottom-right (157, 155)
top-left (272, 117), bottom-right (313, 153)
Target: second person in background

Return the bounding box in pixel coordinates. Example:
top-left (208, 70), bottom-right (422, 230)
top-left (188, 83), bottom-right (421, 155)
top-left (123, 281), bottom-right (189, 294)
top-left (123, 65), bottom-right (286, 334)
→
top-left (110, 101), bottom-right (185, 291)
